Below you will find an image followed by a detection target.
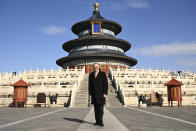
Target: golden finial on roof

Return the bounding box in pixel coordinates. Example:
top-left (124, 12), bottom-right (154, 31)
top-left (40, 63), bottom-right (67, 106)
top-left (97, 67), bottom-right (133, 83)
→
top-left (94, 2), bottom-right (99, 11)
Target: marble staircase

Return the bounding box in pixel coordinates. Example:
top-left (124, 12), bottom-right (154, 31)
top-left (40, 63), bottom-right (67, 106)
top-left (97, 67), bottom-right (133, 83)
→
top-left (71, 74), bottom-right (123, 107)
top-left (106, 77), bottom-right (123, 107)
top-left (72, 74), bottom-right (89, 107)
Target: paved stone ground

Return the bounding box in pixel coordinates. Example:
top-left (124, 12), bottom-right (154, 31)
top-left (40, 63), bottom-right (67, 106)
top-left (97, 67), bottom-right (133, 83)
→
top-left (0, 106), bottom-right (196, 131)
top-left (108, 106), bottom-right (196, 131)
top-left (77, 107), bottom-right (129, 131)
top-left (0, 107), bottom-right (90, 131)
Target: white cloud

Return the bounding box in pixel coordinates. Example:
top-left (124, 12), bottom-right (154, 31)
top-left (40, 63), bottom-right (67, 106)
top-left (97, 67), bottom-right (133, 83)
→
top-left (178, 58), bottom-right (196, 66)
top-left (103, 0), bottom-right (150, 11)
top-left (109, 2), bottom-right (124, 11)
top-left (134, 41), bottom-right (196, 57)
top-left (127, 0), bottom-right (150, 8)
top-left (40, 25), bottom-right (67, 35)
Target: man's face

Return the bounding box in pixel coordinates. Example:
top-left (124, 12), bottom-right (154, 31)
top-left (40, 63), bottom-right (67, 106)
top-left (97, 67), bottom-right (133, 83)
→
top-left (93, 64), bottom-right (99, 72)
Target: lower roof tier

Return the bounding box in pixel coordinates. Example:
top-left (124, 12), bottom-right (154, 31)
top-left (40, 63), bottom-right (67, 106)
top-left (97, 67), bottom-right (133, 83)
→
top-left (62, 35), bottom-right (131, 52)
top-left (56, 54), bottom-right (137, 67)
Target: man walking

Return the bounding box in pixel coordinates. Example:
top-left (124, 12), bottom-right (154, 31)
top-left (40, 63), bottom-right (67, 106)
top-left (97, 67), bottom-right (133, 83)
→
top-left (88, 63), bottom-right (108, 127)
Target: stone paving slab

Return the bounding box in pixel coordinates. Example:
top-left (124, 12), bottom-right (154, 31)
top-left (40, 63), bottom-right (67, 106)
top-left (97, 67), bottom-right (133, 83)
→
top-left (77, 107), bottom-right (129, 131)
top-left (129, 106), bottom-right (196, 124)
top-left (108, 107), bottom-right (196, 131)
top-left (0, 107), bottom-right (63, 126)
top-left (0, 107), bottom-right (90, 131)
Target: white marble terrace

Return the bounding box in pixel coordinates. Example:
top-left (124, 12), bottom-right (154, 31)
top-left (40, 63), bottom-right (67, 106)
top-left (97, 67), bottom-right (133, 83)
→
top-left (1, 67), bottom-right (196, 107)
top-left (0, 67), bottom-right (85, 107)
top-left (109, 67), bottom-right (196, 106)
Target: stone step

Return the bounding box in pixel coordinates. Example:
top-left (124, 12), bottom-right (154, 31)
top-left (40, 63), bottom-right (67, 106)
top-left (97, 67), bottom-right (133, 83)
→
top-left (74, 101), bottom-right (88, 104)
top-left (72, 105), bottom-right (88, 107)
top-left (107, 96), bottom-right (118, 98)
top-left (107, 96), bottom-right (119, 98)
top-left (107, 100), bottom-right (120, 102)
top-left (79, 87), bottom-right (87, 89)
top-left (80, 82), bottom-right (88, 85)
top-left (107, 95), bottom-right (118, 97)
top-left (107, 95), bottom-right (118, 98)
top-left (107, 99), bottom-right (120, 101)
top-left (79, 89), bottom-right (88, 91)
top-left (78, 88), bottom-right (88, 90)
top-left (75, 96), bottom-right (88, 99)
top-left (78, 91), bottom-right (88, 93)
top-left (77, 89), bottom-right (87, 91)
top-left (107, 99), bottom-right (121, 101)
top-left (80, 86), bottom-right (88, 88)
top-left (79, 87), bottom-right (88, 89)
top-left (78, 89), bottom-right (88, 91)
top-left (107, 100), bottom-right (121, 103)
top-left (75, 93), bottom-right (88, 95)
top-left (107, 101), bottom-right (121, 104)
top-left (75, 97), bottom-right (88, 100)
top-left (72, 103), bottom-right (88, 106)
top-left (74, 104), bottom-right (88, 106)
top-left (77, 91), bottom-right (88, 94)
top-left (107, 105), bottom-right (123, 107)
top-left (74, 100), bottom-right (88, 104)
top-left (76, 94), bottom-right (88, 98)
top-left (77, 93), bottom-right (88, 95)
top-left (79, 86), bottom-right (88, 89)
top-left (107, 103), bottom-right (122, 105)
top-left (107, 99), bottom-right (121, 102)
top-left (75, 94), bottom-right (88, 97)
top-left (107, 101), bottom-right (122, 104)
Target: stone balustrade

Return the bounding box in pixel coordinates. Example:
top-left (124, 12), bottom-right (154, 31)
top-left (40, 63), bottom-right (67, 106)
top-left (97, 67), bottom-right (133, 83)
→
top-left (0, 67), bottom-right (84, 107)
top-left (109, 67), bottom-right (196, 106)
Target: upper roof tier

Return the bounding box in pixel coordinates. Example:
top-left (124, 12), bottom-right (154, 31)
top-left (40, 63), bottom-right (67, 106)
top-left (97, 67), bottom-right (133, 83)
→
top-left (72, 3), bottom-right (122, 36)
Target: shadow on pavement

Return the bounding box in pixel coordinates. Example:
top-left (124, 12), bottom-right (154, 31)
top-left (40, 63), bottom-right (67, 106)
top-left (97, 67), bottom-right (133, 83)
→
top-left (63, 117), bottom-right (94, 125)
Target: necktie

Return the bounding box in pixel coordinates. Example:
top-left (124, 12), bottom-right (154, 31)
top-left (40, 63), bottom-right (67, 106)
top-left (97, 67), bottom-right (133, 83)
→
top-left (94, 72), bottom-right (97, 78)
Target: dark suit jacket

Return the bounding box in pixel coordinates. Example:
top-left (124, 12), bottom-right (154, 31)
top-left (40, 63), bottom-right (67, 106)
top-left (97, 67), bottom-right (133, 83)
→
top-left (88, 70), bottom-right (108, 104)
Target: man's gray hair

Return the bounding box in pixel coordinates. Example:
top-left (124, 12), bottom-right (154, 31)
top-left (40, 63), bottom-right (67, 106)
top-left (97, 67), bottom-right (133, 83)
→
top-left (93, 63), bottom-right (99, 66)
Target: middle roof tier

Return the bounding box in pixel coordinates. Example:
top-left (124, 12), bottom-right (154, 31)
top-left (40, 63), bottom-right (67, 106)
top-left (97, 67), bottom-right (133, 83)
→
top-left (63, 35), bottom-right (131, 52)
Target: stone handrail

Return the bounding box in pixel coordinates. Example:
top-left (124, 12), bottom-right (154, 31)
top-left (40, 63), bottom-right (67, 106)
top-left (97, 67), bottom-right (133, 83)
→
top-left (109, 67), bottom-right (125, 105)
top-left (70, 67), bottom-right (85, 107)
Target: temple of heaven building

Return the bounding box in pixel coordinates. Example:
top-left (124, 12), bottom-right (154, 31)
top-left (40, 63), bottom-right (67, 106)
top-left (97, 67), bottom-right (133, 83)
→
top-left (56, 2), bottom-right (137, 74)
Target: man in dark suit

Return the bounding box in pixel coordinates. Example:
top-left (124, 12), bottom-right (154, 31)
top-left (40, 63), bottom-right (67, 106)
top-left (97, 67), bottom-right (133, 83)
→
top-left (88, 63), bottom-right (108, 127)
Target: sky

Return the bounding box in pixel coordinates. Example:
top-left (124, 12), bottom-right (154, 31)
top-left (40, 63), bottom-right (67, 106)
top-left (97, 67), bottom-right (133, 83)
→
top-left (0, 0), bottom-right (196, 73)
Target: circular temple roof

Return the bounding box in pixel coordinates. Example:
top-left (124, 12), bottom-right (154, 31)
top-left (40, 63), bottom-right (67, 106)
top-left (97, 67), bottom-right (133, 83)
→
top-left (71, 9), bottom-right (122, 36)
top-left (62, 35), bottom-right (131, 52)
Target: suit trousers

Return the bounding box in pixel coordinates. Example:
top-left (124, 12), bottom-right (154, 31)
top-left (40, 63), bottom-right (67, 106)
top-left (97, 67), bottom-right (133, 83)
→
top-left (94, 103), bottom-right (104, 124)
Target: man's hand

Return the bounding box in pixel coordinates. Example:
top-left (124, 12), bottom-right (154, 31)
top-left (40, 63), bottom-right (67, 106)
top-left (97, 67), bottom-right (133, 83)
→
top-left (103, 94), bottom-right (107, 98)
top-left (89, 95), bottom-right (91, 99)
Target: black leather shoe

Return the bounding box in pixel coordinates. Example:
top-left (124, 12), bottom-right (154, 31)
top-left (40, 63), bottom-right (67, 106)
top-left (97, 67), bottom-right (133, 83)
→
top-left (93, 123), bottom-right (98, 126)
top-left (99, 123), bottom-right (104, 127)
